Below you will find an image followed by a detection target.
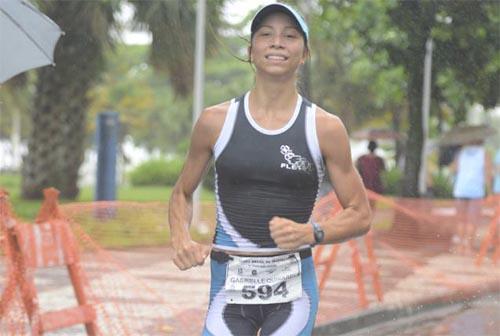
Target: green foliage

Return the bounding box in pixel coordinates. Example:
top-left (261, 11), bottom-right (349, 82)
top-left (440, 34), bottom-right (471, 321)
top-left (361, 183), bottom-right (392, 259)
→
top-left (12, 0), bottom-right (497, 201)
top-left (88, 36), bottom-right (253, 155)
top-left (129, 158), bottom-right (183, 186)
top-left (381, 167), bottom-right (403, 196)
top-left (129, 0), bottom-right (226, 96)
top-left (430, 171), bottom-right (453, 199)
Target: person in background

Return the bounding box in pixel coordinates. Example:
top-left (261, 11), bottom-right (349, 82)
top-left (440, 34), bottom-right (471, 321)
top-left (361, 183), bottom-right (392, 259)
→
top-left (356, 140), bottom-right (386, 208)
top-left (168, 3), bottom-right (371, 335)
top-left (493, 147), bottom-right (500, 196)
top-left (492, 147), bottom-right (500, 250)
top-left (450, 140), bottom-right (492, 254)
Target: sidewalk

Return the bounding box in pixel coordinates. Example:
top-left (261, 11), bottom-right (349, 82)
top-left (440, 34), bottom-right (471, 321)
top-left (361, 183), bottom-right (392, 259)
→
top-left (26, 239), bottom-right (499, 335)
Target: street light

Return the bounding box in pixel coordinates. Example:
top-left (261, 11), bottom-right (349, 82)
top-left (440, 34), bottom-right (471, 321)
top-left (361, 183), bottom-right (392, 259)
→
top-left (192, 0), bottom-right (206, 228)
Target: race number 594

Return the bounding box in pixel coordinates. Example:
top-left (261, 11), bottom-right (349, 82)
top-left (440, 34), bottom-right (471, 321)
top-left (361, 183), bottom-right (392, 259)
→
top-left (241, 281), bottom-right (289, 300)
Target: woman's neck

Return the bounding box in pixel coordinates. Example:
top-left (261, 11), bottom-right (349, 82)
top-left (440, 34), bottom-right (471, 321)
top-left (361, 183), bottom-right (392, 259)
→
top-left (250, 78), bottom-right (298, 115)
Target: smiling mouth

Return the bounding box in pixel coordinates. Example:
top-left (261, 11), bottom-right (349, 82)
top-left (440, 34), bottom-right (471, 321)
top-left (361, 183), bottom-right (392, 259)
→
top-left (265, 55), bottom-right (288, 61)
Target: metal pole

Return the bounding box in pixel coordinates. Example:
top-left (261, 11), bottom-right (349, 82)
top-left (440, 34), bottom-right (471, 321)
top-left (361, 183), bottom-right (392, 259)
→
top-left (419, 37), bottom-right (433, 196)
top-left (95, 111), bottom-right (119, 201)
top-left (192, 0), bottom-right (206, 228)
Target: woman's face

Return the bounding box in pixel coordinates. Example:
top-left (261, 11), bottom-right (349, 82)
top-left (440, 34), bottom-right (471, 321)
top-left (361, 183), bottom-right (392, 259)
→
top-left (250, 12), bottom-right (308, 78)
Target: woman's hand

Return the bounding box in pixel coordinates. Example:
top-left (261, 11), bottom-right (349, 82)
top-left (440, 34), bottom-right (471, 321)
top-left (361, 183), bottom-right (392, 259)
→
top-left (269, 216), bottom-right (314, 250)
top-left (172, 240), bottom-right (211, 270)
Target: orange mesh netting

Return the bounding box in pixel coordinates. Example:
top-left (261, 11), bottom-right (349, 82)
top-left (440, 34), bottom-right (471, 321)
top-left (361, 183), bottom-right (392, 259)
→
top-left (1, 188), bottom-right (499, 335)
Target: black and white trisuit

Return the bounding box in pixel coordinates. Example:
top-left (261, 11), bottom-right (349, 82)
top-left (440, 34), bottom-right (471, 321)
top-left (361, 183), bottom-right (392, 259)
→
top-left (203, 92), bottom-right (325, 336)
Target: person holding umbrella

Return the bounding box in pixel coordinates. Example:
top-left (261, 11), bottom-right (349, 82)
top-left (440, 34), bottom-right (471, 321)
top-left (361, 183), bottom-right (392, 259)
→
top-left (450, 139), bottom-right (492, 254)
top-left (168, 3), bottom-right (371, 335)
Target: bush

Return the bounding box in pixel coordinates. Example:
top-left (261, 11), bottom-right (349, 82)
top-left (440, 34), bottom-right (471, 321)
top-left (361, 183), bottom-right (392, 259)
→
top-left (382, 167), bottom-right (403, 196)
top-left (429, 171), bottom-right (453, 198)
top-left (129, 158), bottom-right (183, 186)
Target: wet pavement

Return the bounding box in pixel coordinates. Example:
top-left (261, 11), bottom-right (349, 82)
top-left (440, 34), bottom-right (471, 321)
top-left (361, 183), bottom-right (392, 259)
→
top-left (2, 243), bottom-right (499, 335)
top-left (340, 293), bottom-right (500, 336)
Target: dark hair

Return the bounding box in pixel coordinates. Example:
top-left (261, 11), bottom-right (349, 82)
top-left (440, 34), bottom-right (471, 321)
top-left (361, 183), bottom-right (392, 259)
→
top-left (368, 140), bottom-right (378, 152)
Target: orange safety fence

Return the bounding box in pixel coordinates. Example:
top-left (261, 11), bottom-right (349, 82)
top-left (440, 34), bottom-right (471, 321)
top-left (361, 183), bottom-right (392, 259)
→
top-left (1, 187), bottom-right (499, 335)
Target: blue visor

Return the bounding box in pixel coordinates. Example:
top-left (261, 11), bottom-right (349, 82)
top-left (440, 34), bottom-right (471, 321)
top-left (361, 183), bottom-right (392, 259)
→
top-left (250, 3), bottom-right (309, 42)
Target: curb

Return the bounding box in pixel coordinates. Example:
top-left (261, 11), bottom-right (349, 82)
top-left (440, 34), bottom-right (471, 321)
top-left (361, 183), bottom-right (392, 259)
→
top-left (313, 279), bottom-right (500, 335)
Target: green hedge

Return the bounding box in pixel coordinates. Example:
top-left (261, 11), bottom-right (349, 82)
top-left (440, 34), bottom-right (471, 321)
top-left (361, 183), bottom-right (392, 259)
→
top-left (129, 158), bottom-right (183, 186)
top-left (430, 171), bottom-right (453, 198)
top-left (381, 167), bottom-right (403, 196)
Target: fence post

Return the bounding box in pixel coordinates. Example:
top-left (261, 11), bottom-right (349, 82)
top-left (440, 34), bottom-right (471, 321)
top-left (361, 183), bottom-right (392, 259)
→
top-left (95, 111), bottom-right (119, 201)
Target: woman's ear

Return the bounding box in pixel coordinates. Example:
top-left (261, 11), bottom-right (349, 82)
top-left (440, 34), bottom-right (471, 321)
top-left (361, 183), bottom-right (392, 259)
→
top-left (302, 47), bottom-right (310, 63)
top-left (248, 45), bottom-right (252, 62)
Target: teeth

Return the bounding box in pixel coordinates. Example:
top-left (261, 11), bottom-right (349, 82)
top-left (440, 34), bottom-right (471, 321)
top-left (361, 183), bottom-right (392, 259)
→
top-left (267, 55), bottom-right (286, 60)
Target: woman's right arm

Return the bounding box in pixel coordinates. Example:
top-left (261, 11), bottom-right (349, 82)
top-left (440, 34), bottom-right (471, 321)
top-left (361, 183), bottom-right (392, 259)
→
top-left (169, 103), bottom-right (227, 270)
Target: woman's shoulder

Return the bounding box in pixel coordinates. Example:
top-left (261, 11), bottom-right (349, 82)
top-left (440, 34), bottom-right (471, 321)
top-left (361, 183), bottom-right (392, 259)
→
top-left (195, 100), bottom-right (233, 145)
top-left (313, 105), bottom-right (345, 136)
top-left (199, 100), bottom-right (231, 128)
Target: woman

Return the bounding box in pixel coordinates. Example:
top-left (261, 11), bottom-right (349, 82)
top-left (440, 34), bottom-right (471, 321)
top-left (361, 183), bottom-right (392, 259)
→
top-left (168, 3), bottom-right (371, 335)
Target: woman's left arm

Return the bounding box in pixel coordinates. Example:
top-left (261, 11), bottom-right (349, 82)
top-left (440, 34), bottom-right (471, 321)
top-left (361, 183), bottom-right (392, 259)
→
top-left (314, 109), bottom-right (372, 244)
top-left (269, 108), bottom-right (371, 249)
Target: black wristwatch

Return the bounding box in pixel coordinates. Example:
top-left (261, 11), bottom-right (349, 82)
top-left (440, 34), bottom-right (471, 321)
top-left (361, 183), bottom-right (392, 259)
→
top-left (311, 221), bottom-right (325, 245)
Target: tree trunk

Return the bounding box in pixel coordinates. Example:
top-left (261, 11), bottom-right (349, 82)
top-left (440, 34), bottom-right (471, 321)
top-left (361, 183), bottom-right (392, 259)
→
top-left (21, 65), bottom-right (87, 199)
top-left (21, 2), bottom-right (112, 199)
top-left (391, 103), bottom-right (404, 169)
top-left (402, 54), bottom-right (425, 197)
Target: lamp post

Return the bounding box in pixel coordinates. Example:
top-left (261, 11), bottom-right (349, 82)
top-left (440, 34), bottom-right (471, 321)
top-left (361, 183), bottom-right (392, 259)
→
top-left (191, 0), bottom-right (206, 228)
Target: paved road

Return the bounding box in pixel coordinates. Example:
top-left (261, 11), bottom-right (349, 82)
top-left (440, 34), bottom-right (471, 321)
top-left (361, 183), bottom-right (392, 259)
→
top-left (2, 244), bottom-right (499, 335)
top-left (341, 293), bottom-right (500, 336)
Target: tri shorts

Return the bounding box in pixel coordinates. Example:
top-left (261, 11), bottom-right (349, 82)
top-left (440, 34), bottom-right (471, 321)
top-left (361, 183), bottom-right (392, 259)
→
top-left (202, 249), bottom-right (318, 336)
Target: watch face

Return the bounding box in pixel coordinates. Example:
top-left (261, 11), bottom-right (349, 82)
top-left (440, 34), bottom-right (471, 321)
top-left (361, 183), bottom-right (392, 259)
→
top-left (316, 230), bottom-right (324, 243)
top-left (314, 224), bottom-right (324, 243)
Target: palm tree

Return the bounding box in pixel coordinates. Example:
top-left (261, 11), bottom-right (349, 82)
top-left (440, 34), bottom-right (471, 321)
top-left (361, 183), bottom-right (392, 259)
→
top-left (130, 0), bottom-right (225, 97)
top-left (21, 0), bottom-right (227, 199)
top-left (21, 1), bottom-right (118, 199)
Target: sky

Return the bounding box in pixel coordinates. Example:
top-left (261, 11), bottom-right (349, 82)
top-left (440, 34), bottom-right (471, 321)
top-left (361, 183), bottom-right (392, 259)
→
top-left (118, 0), bottom-right (274, 45)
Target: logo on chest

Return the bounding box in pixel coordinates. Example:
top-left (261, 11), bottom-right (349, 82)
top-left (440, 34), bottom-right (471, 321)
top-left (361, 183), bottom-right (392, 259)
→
top-left (280, 145), bottom-right (312, 173)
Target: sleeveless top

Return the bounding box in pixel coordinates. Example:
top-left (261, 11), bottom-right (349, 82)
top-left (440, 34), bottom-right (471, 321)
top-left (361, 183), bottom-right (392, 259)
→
top-left (212, 92), bottom-right (325, 253)
top-left (453, 146), bottom-right (485, 199)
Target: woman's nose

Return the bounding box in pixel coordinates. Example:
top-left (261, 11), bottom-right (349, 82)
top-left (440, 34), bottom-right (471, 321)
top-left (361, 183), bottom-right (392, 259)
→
top-left (270, 34), bottom-right (284, 48)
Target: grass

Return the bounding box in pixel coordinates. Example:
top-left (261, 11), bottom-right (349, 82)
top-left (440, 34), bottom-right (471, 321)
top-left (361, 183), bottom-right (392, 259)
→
top-left (0, 173), bottom-right (214, 220)
top-left (0, 173), bottom-right (216, 248)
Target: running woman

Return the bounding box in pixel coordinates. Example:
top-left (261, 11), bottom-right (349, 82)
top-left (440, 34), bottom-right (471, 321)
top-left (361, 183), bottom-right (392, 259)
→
top-left (168, 3), bottom-right (371, 335)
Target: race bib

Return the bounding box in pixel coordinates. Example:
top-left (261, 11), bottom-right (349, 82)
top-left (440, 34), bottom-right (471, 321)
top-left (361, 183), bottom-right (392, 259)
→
top-left (224, 253), bottom-right (302, 304)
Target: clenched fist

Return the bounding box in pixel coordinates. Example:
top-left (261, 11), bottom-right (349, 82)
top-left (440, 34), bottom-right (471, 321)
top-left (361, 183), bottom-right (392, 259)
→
top-left (172, 240), bottom-right (211, 270)
top-left (269, 216), bottom-right (315, 250)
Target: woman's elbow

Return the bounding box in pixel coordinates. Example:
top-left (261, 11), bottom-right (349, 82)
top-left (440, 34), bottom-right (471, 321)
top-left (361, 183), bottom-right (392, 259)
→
top-left (358, 205), bottom-right (372, 236)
